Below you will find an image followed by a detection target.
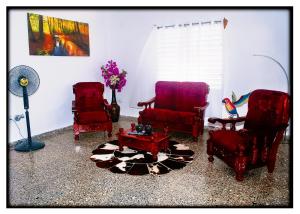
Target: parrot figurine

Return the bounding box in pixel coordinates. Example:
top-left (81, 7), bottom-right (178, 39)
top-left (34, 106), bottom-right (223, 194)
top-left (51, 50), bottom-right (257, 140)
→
top-left (222, 91), bottom-right (251, 118)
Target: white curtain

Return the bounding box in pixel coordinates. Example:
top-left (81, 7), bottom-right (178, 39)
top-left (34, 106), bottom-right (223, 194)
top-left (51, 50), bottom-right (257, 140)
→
top-left (130, 21), bottom-right (224, 119)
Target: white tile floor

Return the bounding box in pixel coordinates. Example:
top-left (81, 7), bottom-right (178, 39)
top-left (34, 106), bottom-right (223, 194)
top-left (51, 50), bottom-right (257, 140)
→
top-left (8, 117), bottom-right (291, 207)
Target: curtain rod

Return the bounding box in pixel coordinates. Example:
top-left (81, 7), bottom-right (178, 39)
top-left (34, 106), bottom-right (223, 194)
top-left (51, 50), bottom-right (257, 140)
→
top-left (154, 18), bottom-right (228, 30)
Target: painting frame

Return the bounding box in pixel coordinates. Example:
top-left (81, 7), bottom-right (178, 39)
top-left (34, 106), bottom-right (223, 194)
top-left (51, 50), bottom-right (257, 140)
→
top-left (27, 13), bottom-right (90, 56)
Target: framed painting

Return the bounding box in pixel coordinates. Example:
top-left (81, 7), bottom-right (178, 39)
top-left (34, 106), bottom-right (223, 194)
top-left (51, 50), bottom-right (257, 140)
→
top-left (27, 13), bottom-right (90, 56)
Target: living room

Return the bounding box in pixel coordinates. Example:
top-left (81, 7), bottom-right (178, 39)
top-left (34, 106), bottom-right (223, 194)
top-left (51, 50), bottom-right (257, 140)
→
top-left (7, 6), bottom-right (292, 208)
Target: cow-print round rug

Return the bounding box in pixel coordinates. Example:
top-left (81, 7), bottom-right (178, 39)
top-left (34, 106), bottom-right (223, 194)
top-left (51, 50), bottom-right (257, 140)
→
top-left (90, 140), bottom-right (194, 175)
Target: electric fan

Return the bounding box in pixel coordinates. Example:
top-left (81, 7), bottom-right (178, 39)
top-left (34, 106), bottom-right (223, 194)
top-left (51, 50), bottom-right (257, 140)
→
top-left (9, 65), bottom-right (45, 152)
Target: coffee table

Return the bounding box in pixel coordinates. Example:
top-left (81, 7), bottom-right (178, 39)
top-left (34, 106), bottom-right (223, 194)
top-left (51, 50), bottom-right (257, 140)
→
top-left (117, 127), bottom-right (169, 161)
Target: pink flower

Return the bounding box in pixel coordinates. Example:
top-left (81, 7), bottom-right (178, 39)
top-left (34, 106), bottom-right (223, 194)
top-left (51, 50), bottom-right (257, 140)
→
top-left (101, 60), bottom-right (127, 92)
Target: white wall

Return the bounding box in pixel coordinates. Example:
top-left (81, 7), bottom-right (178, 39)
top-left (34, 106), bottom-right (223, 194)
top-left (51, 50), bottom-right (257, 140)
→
top-left (9, 9), bottom-right (290, 142)
top-left (8, 9), bottom-right (113, 142)
top-left (104, 9), bottom-right (290, 118)
top-left (222, 10), bottom-right (290, 116)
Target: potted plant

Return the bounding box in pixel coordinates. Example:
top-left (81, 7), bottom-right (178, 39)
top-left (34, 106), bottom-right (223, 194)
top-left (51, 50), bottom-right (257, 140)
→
top-left (101, 60), bottom-right (127, 122)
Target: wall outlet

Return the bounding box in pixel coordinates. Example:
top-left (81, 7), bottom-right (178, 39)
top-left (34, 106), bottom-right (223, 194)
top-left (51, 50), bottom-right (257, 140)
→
top-left (14, 114), bottom-right (24, 121)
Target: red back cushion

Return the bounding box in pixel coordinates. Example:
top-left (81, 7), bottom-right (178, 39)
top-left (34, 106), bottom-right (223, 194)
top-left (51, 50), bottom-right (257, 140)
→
top-left (175, 82), bottom-right (209, 112)
top-left (154, 81), bottom-right (177, 110)
top-left (73, 82), bottom-right (104, 111)
top-left (154, 81), bottom-right (209, 112)
top-left (244, 89), bottom-right (290, 131)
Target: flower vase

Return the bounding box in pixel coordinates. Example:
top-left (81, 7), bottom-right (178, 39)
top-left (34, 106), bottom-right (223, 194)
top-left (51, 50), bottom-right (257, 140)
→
top-left (110, 88), bottom-right (120, 122)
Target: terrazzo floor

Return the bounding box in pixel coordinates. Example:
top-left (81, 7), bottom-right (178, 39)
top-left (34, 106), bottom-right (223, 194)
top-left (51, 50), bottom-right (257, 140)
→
top-left (8, 117), bottom-right (291, 207)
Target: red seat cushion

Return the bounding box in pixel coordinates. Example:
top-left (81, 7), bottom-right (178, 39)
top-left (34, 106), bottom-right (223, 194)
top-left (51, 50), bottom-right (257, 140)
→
top-left (210, 130), bottom-right (246, 152)
top-left (142, 108), bottom-right (195, 125)
top-left (77, 111), bottom-right (109, 124)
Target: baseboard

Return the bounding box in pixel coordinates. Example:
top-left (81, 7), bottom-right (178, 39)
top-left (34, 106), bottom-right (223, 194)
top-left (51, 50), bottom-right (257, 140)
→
top-left (118, 115), bottom-right (138, 121)
top-left (9, 125), bottom-right (73, 148)
top-left (9, 115), bottom-right (139, 148)
top-left (9, 115), bottom-right (290, 148)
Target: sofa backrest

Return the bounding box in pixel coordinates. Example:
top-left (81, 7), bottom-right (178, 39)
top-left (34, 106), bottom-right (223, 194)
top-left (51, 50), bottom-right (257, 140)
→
top-left (154, 81), bottom-right (209, 112)
top-left (244, 89), bottom-right (290, 131)
top-left (154, 81), bottom-right (177, 110)
top-left (243, 89), bottom-right (289, 164)
top-left (73, 82), bottom-right (104, 111)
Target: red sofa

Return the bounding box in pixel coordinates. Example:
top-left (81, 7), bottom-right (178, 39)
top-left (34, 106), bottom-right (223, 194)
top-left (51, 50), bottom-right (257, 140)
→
top-left (137, 81), bottom-right (209, 141)
top-left (207, 89), bottom-right (290, 181)
top-left (72, 82), bottom-right (112, 140)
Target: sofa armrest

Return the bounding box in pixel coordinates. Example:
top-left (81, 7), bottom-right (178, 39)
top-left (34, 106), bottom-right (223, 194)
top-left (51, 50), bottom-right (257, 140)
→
top-left (137, 97), bottom-right (156, 109)
top-left (208, 116), bottom-right (246, 131)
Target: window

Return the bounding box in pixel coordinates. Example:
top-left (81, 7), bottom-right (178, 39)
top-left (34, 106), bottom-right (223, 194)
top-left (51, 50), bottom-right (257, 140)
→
top-left (130, 20), bottom-right (224, 119)
top-left (155, 22), bottom-right (224, 89)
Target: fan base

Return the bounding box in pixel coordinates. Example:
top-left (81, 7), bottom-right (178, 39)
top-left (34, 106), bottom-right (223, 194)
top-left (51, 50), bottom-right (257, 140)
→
top-left (15, 140), bottom-right (45, 152)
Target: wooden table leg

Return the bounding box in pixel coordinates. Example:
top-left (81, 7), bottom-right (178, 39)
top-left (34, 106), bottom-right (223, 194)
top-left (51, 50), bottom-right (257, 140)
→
top-left (152, 148), bottom-right (159, 161)
top-left (118, 135), bottom-right (124, 151)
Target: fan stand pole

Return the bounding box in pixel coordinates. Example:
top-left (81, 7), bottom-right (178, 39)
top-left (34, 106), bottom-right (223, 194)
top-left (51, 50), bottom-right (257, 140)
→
top-left (24, 109), bottom-right (32, 147)
top-left (14, 86), bottom-right (45, 152)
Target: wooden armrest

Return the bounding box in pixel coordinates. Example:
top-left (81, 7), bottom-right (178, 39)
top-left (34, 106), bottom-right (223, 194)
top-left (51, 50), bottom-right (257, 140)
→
top-left (194, 102), bottom-right (209, 112)
top-left (208, 117), bottom-right (246, 124)
top-left (137, 97), bottom-right (156, 107)
top-left (103, 99), bottom-right (112, 110)
top-left (72, 100), bottom-right (76, 112)
top-left (208, 116), bottom-right (246, 131)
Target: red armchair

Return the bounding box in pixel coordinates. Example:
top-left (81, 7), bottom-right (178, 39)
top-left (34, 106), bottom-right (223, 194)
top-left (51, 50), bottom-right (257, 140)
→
top-left (138, 81), bottom-right (209, 141)
top-left (207, 89), bottom-right (290, 181)
top-left (72, 82), bottom-right (112, 140)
